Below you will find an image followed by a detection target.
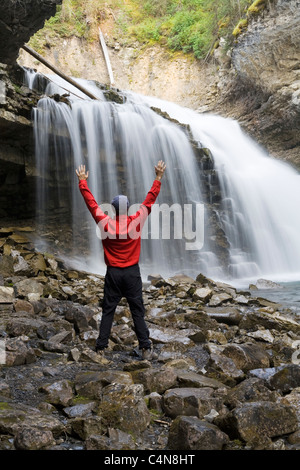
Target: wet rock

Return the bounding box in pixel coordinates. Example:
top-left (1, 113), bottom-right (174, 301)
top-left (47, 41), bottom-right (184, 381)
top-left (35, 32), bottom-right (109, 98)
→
top-left (0, 256), bottom-right (14, 277)
top-left (206, 350), bottom-right (245, 386)
top-left (176, 370), bottom-right (229, 391)
top-left (222, 342), bottom-right (270, 372)
top-left (0, 380), bottom-right (11, 397)
top-left (63, 402), bottom-right (97, 419)
top-left (0, 286), bottom-right (14, 303)
top-left (6, 336), bottom-right (36, 366)
top-left (209, 292), bottom-right (233, 306)
top-left (148, 392), bottom-right (163, 413)
top-left (168, 416), bottom-right (229, 450)
top-left (85, 428), bottom-right (136, 450)
top-left (14, 299), bottom-right (34, 314)
top-left (14, 426), bottom-right (55, 450)
top-left (279, 388), bottom-right (300, 424)
top-left (224, 378), bottom-right (279, 409)
top-left (78, 347), bottom-right (110, 365)
top-left (6, 314), bottom-right (45, 338)
top-left (268, 365), bottom-right (300, 394)
top-left (220, 401), bottom-right (298, 448)
top-left (74, 369), bottom-right (133, 401)
top-left (71, 416), bottom-right (104, 440)
top-left (193, 287), bottom-right (213, 303)
top-left (12, 254), bottom-right (32, 276)
top-left (39, 379), bottom-right (74, 407)
top-left (130, 367), bottom-right (177, 394)
top-left (239, 310), bottom-right (300, 334)
top-left (99, 383), bottom-right (151, 433)
top-left (205, 307), bottom-right (242, 325)
top-left (254, 279), bottom-right (284, 290)
top-left (246, 328), bottom-right (275, 343)
top-left (0, 401), bottom-right (65, 437)
top-left (162, 387), bottom-right (226, 419)
top-left (14, 278), bottom-right (44, 300)
top-left (149, 326), bottom-right (195, 348)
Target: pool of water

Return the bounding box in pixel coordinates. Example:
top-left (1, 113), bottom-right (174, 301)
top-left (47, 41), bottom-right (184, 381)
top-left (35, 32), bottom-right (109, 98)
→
top-left (250, 281), bottom-right (300, 315)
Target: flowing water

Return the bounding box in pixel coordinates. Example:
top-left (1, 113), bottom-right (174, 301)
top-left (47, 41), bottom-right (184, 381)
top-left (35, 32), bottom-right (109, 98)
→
top-left (24, 69), bottom-right (300, 296)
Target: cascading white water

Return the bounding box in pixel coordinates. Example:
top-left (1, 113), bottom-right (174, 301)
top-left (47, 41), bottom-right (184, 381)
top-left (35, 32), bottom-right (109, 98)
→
top-left (125, 93), bottom-right (300, 284)
top-left (25, 70), bottom-right (300, 285)
top-left (28, 72), bottom-right (208, 279)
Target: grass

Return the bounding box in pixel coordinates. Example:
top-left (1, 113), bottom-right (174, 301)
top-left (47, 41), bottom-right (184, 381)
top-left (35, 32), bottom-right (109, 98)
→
top-left (27, 0), bottom-right (270, 60)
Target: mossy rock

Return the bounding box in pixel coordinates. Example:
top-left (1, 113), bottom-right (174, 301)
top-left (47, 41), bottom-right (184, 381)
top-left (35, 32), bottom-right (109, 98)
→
top-left (232, 19), bottom-right (248, 37)
top-left (247, 0), bottom-right (267, 15)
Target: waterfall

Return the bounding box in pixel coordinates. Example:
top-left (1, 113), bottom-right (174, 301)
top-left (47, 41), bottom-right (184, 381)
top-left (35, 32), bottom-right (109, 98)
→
top-left (24, 70), bottom-right (300, 285)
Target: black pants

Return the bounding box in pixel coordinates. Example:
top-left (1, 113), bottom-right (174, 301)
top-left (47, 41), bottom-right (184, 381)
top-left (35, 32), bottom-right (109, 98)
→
top-left (96, 264), bottom-right (151, 351)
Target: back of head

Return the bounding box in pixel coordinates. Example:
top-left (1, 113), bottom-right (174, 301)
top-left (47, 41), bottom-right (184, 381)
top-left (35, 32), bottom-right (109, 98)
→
top-left (111, 195), bottom-right (129, 216)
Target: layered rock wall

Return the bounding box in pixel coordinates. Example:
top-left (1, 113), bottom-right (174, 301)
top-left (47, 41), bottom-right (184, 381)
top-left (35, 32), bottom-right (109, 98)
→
top-left (0, 0), bottom-right (62, 65)
top-left (216, 0), bottom-right (300, 169)
top-left (0, 0), bottom-right (63, 219)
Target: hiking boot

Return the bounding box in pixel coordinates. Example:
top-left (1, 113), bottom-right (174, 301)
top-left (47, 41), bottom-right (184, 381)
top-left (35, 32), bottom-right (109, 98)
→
top-left (95, 347), bottom-right (105, 357)
top-left (142, 344), bottom-right (157, 361)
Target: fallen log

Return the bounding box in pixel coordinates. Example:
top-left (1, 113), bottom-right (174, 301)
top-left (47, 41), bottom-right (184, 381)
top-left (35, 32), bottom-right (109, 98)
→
top-left (98, 27), bottom-right (115, 87)
top-left (21, 44), bottom-right (100, 101)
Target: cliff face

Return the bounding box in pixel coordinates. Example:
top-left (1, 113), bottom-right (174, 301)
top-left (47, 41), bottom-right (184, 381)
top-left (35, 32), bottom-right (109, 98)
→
top-left (0, 0), bottom-right (300, 221)
top-left (0, 0), bottom-right (62, 65)
top-left (0, 0), bottom-right (63, 219)
top-left (215, 0), bottom-right (300, 169)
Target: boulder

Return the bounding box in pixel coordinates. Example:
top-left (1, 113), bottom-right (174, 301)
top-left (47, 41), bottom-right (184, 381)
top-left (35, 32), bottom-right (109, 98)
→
top-left (222, 342), bottom-right (270, 372)
top-left (162, 387), bottom-right (226, 419)
top-left (14, 279), bottom-right (44, 299)
top-left (39, 380), bottom-right (74, 407)
top-left (0, 401), bottom-right (65, 437)
top-left (206, 351), bottom-right (245, 385)
top-left (130, 367), bottom-right (177, 394)
top-left (220, 401), bottom-right (298, 447)
top-left (71, 416), bottom-right (104, 440)
top-left (268, 364), bottom-right (300, 393)
top-left (193, 287), bottom-right (213, 303)
top-left (0, 286), bottom-right (14, 303)
top-left (14, 426), bottom-right (55, 450)
top-left (5, 337), bottom-right (36, 366)
top-left (168, 416), bottom-right (229, 450)
top-left (224, 378), bottom-right (279, 409)
top-left (239, 310), bottom-right (300, 334)
top-left (85, 428), bottom-right (136, 450)
top-left (176, 370), bottom-right (229, 390)
top-left (99, 383), bottom-right (151, 433)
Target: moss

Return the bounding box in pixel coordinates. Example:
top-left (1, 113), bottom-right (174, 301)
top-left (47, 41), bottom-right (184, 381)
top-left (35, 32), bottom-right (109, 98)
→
top-left (232, 19), bottom-right (248, 37)
top-left (0, 402), bottom-right (13, 411)
top-left (247, 0), bottom-right (267, 15)
top-left (71, 395), bottom-right (93, 405)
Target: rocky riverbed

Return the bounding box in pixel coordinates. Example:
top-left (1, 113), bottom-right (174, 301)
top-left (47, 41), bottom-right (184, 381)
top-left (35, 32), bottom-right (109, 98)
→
top-left (1, 225), bottom-right (300, 451)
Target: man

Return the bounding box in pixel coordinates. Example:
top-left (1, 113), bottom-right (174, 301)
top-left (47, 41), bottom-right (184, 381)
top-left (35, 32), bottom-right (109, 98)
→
top-left (76, 160), bottom-right (166, 360)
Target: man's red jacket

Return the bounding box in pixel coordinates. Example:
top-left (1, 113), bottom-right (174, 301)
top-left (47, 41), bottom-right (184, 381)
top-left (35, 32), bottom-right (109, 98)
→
top-left (79, 179), bottom-right (161, 267)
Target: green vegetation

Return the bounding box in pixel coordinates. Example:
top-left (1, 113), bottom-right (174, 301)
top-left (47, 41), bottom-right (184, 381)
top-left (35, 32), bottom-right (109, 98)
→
top-left (28, 0), bottom-right (265, 59)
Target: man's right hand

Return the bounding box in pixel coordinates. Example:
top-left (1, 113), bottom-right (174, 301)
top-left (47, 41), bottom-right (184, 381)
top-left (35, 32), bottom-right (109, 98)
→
top-left (76, 164), bottom-right (89, 181)
top-left (155, 160), bottom-right (166, 181)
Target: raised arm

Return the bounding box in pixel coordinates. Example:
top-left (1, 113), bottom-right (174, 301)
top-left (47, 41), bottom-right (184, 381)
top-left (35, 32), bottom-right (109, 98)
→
top-left (76, 164), bottom-right (89, 181)
top-left (155, 160), bottom-right (166, 181)
top-left (76, 164), bottom-right (107, 224)
top-left (139, 160), bottom-right (166, 214)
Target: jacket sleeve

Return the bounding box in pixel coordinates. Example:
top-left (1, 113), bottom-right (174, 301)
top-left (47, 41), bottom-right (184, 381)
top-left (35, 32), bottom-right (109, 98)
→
top-left (141, 179), bottom-right (161, 214)
top-left (129, 179), bottom-right (161, 233)
top-left (78, 180), bottom-right (107, 224)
